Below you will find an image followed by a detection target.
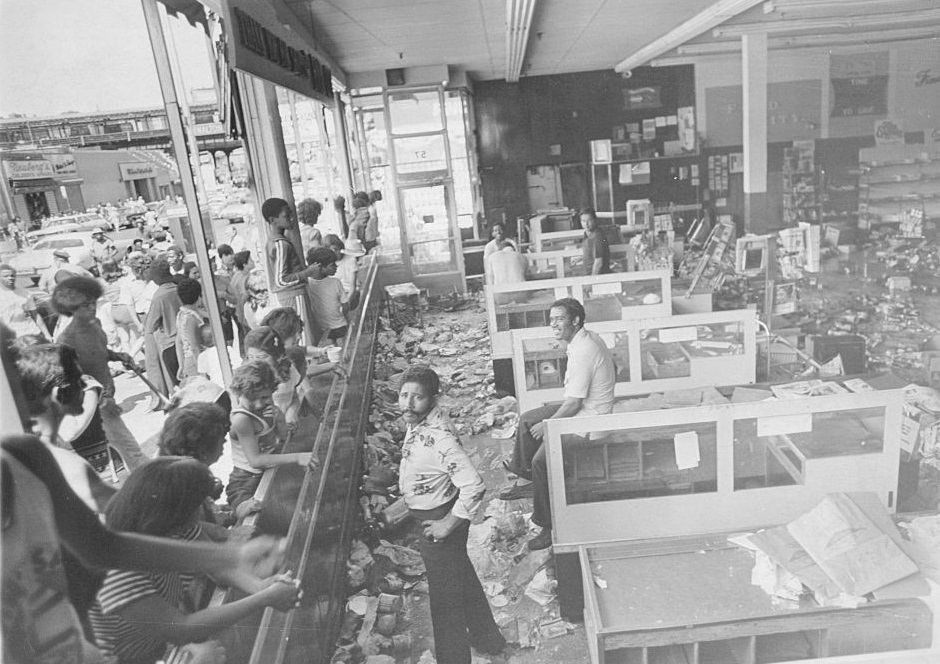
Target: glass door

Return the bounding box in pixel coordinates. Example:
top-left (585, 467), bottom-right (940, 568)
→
top-left (399, 183), bottom-right (458, 276)
top-left (386, 88), bottom-right (464, 292)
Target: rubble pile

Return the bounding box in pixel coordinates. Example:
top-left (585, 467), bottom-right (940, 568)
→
top-left (716, 260), bottom-right (940, 381)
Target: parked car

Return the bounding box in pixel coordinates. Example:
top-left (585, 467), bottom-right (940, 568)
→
top-left (8, 231), bottom-right (131, 284)
top-left (29, 212), bottom-right (113, 239)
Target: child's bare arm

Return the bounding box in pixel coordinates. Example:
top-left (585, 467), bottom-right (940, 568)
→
top-left (231, 413), bottom-right (313, 470)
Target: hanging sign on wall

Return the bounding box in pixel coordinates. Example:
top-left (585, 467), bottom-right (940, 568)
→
top-left (830, 52), bottom-right (889, 118)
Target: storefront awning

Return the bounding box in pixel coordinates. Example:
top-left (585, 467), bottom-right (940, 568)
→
top-left (10, 178), bottom-right (57, 194)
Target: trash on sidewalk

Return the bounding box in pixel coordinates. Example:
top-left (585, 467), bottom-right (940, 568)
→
top-left (373, 540), bottom-right (425, 576)
top-left (524, 568), bottom-right (557, 605)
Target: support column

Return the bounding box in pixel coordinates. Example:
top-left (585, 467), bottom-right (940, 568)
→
top-left (236, 72), bottom-right (316, 344)
top-left (287, 93), bottom-right (310, 200)
top-left (742, 32), bottom-right (769, 233)
top-left (332, 92), bottom-right (354, 197)
top-left (141, 0), bottom-right (232, 386)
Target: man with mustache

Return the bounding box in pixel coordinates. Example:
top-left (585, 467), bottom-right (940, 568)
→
top-left (397, 365), bottom-right (506, 663)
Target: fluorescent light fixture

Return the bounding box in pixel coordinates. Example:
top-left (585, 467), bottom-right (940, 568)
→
top-left (614, 0), bottom-right (764, 73)
top-left (714, 8), bottom-right (940, 37)
top-left (505, 0), bottom-right (537, 82)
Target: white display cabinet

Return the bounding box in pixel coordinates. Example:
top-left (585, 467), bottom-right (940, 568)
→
top-left (511, 309), bottom-right (757, 412)
top-left (544, 388), bottom-right (903, 553)
top-left (524, 244), bottom-right (632, 280)
top-left (527, 211), bottom-right (582, 253)
top-left (485, 270), bottom-right (672, 358)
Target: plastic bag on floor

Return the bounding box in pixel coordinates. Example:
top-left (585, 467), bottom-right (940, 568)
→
top-left (416, 650), bottom-right (437, 664)
top-left (524, 568), bottom-right (557, 605)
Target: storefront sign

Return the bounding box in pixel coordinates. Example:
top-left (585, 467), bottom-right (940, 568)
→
top-left (874, 118), bottom-right (905, 146)
top-left (3, 159), bottom-right (54, 180)
top-left (47, 153), bottom-right (78, 177)
top-left (119, 162), bottom-right (157, 180)
top-left (220, 0), bottom-right (335, 105)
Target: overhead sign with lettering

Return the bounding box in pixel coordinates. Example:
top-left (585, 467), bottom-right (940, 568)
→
top-left (830, 52), bottom-right (889, 118)
top-left (220, 0), bottom-right (336, 105)
top-left (4, 159), bottom-right (54, 180)
top-left (119, 162), bottom-right (157, 180)
top-left (47, 154), bottom-right (78, 178)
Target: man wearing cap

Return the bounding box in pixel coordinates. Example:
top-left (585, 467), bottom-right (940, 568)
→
top-left (90, 227), bottom-right (117, 272)
top-left (39, 250), bottom-right (93, 294)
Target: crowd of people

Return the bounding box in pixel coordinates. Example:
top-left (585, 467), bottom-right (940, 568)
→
top-left (0, 192), bottom-right (385, 663)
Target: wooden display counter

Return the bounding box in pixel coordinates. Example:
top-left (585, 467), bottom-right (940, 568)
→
top-left (485, 269), bottom-right (672, 359)
top-left (580, 533), bottom-right (932, 664)
top-left (511, 309), bottom-right (757, 411)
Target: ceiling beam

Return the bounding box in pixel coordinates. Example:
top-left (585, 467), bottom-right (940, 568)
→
top-left (714, 8), bottom-right (940, 37)
top-left (672, 25), bottom-right (940, 57)
top-left (614, 0), bottom-right (764, 74)
top-left (764, 0), bottom-right (935, 12)
top-left (505, 0), bottom-right (537, 82)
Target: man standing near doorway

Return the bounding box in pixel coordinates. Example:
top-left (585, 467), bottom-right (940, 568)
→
top-left (580, 208), bottom-right (610, 275)
top-left (498, 297), bottom-right (615, 551)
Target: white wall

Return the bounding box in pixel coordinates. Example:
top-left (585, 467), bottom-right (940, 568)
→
top-left (693, 40), bottom-right (940, 147)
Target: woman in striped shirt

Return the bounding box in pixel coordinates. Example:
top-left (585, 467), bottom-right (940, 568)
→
top-left (89, 457), bottom-right (302, 664)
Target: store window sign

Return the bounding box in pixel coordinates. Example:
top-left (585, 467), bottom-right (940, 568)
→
top-left (47, 154), bottom-right (77, 177)
top-left (4, 160), bottom-right (54, 180)
top-left (119, 163), bottom-right (157, 180)
top-left (830, 52), bottom-right (889, 118)
top-left (221, 1), bottom-right (334, 105)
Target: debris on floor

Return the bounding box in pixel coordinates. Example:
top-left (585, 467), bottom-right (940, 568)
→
top-left (332, 305), bottom-right (583, 663)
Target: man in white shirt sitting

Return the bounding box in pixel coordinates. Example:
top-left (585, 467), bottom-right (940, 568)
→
top-left (498, 297), bottom-right (616, 551)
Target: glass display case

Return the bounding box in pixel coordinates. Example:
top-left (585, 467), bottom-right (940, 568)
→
top-left (512, 309), bottom-right (757, 411)
top-left (523, 243), bottom-right (635, 280)
top-left (580, 534), bottom-right (930, 664)
top-left (485, 270), bottom-right (672, 358)
top-left (544, 388), bottom-right (903, 553)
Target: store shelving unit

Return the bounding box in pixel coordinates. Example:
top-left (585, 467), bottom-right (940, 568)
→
top-left (782, 141), bottom-right (818, 225)
top-left (858, 144), bottom-right (940, 231)
top-left (817, 139), bottom-right (861, 234)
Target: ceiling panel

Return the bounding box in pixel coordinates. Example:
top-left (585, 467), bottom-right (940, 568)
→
top-left (283, 0), bottom-right (718, 81)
